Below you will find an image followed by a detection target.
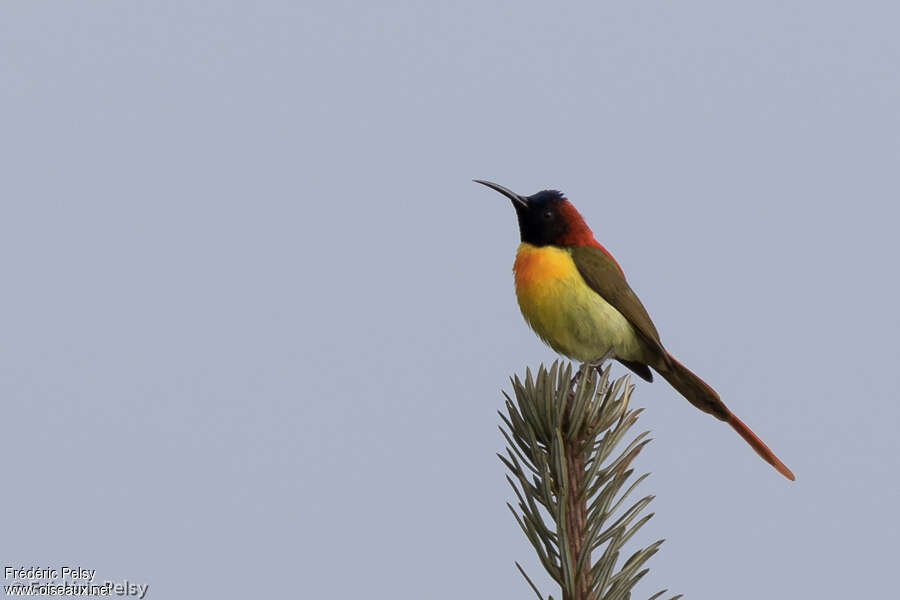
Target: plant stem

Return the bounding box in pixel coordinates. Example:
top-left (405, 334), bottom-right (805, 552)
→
top-left (564, 431), bottom-right (589, 600)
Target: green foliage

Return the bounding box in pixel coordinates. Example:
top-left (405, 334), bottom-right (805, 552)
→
top-left (499, 361), bottom-right (681, 600)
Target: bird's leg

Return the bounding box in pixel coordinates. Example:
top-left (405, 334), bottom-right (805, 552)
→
top-left (571, 348), bottom-right (615, 390)
top-left (586, 348), bottom-right (615, 372)
top-left (570, 362), bottom-right (591, 391)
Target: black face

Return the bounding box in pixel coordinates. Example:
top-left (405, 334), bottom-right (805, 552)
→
top-left (515, 190), bottom-right (568, 246)
top-left (474, 180), bottom-right (570, 247)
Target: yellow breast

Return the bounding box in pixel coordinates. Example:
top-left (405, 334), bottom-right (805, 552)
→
top-left (513, 243), bottom-right (643, 362)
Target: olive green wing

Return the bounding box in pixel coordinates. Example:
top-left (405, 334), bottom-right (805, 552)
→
top-left (569, 245), bottom-right (665, 355)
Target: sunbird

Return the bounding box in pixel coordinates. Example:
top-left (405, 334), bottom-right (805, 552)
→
top-left (476, 179), bottom-right (794, 481)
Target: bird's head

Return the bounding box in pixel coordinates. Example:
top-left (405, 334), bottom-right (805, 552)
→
top-left (474, 179), bottom-right (595, 247)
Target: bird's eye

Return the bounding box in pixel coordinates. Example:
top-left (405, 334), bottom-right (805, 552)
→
top-left (542, 210), bottom-right (553, 220)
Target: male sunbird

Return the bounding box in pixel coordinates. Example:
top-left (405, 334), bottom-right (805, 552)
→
top-left (475, 179), bottom-right (794, 481)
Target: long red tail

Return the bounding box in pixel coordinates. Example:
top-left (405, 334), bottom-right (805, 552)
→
top-left (726, 412), bottom-right (795, 481)
top-left (657, 351), bottom-right (795, 481)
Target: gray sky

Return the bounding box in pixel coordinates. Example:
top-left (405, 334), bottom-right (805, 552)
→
top-left (2, 2), bottom-right (898, 598)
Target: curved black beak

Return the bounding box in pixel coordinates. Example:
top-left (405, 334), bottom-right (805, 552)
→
top-left (473, 179), bottom-right (528, 208)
